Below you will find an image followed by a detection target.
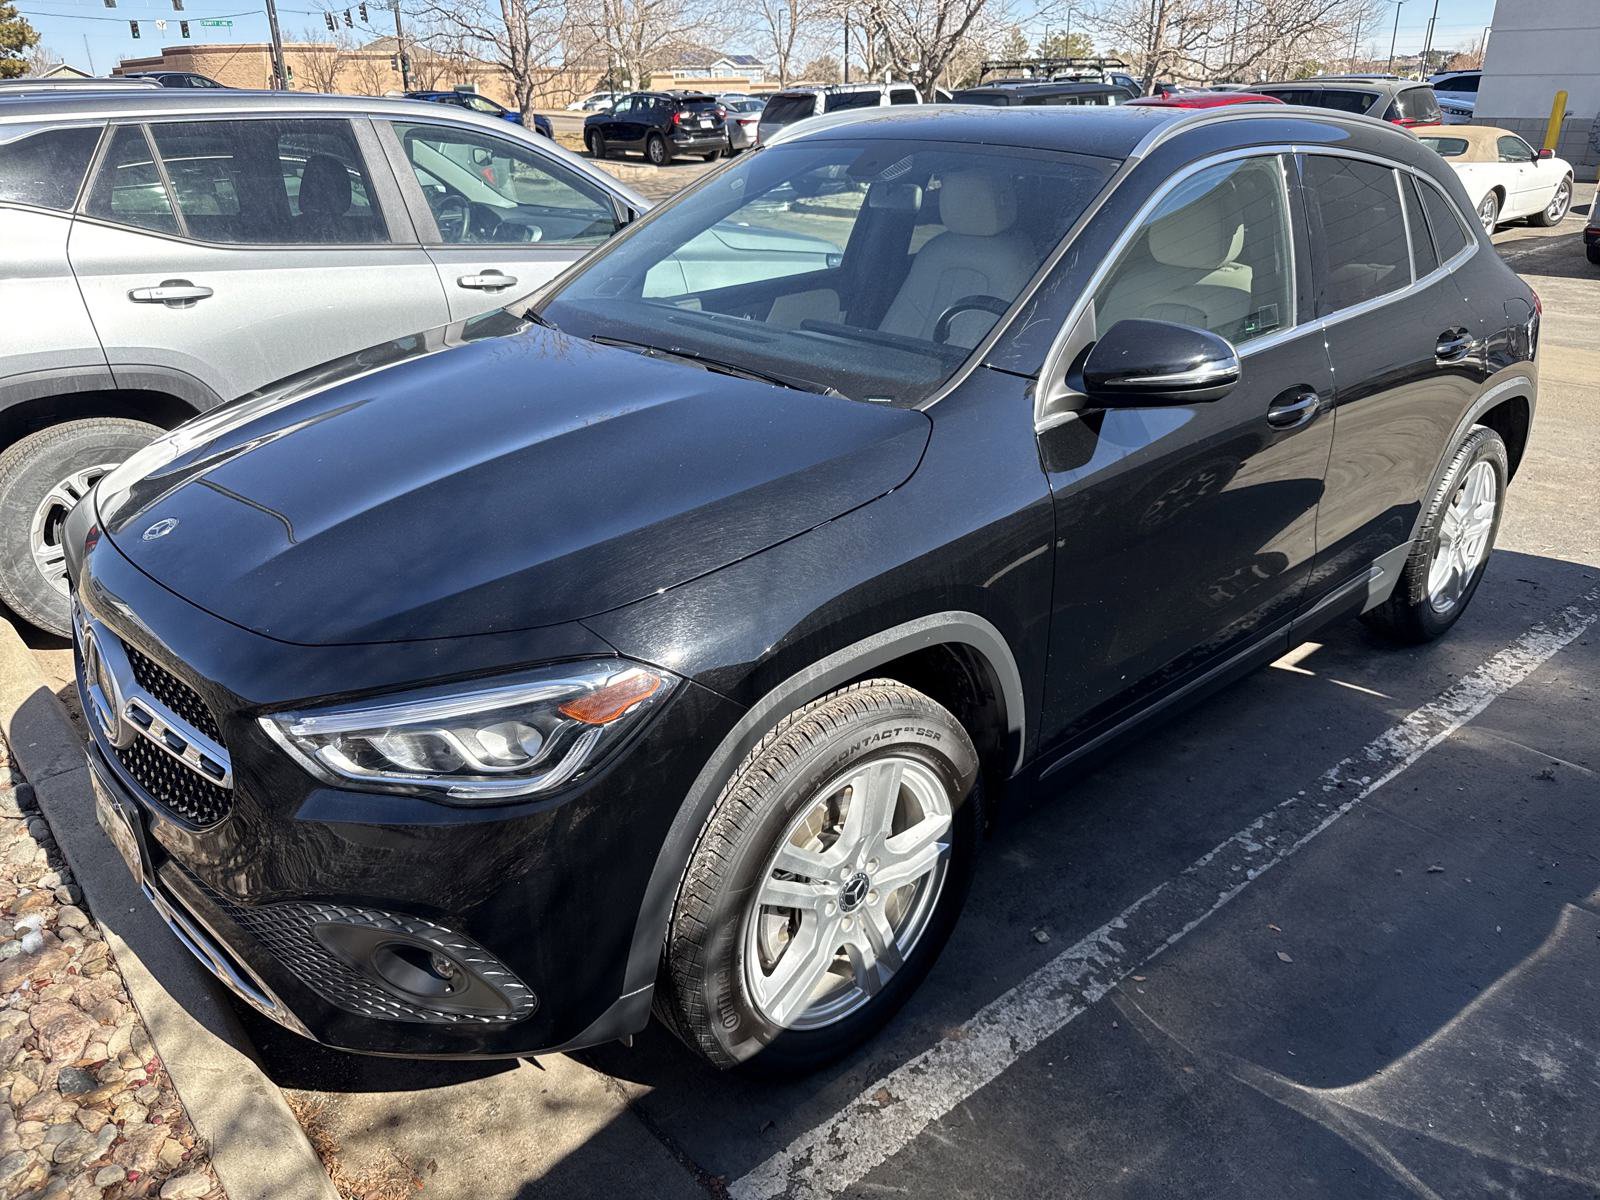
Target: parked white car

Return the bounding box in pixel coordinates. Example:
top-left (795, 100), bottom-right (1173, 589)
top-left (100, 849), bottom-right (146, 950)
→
top-left (1428, 69), bottom-right (1478, 124)
top-left (1417, 125), bottom-right (1574, 233)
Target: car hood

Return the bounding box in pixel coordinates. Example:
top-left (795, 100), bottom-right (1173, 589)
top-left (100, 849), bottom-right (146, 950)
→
top-left (98, 314), bottom-right (931, 645)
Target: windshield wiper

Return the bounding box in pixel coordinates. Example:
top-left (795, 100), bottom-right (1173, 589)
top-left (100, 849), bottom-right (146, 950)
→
top-left (522, 306), bottom-right (560, 331)
top-left (588, 335), bottom-right (848, 399)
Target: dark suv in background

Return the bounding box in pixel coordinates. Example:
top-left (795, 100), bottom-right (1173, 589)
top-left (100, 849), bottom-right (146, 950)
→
top-left (583, 92), bottom-right (727, 164)
top-left (1252, 75), bottom-right (1443, 127)
top-left (69, 103), bottom-right (1536, 1076)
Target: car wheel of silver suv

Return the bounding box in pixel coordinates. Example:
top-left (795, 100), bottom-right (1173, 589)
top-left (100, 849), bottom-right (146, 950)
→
top-left (0, 418), bottom-right (161, 638)
top-left (657, 680), bottom-right (982, 1074)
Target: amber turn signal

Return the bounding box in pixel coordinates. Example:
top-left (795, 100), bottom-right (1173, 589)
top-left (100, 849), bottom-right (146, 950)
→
top-left (559, 669), bottom-right (663, 725)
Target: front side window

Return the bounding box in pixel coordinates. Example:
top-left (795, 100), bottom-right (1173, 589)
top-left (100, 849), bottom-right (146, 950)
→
top-left (145, 119), bottom-right (387, 244)
top-left (394, 122), bottom-right (619, 247)
top-left (1304, 155), bottom-right (1409, 314)
top-left (1094, 155), bottom-right (1294, 347)
top-left (890, 89), bottom-right (918, 105)
top-left (0, 125), bottom-right (101, 210)
top-left (460, 95), bottom-right (504, 115)
top-left (85, 125), bottom-right (178, 234)
top-left (1497, 135), bottom-right (1536, 164)
top-left (540, 139), bottom-right (1115, 405)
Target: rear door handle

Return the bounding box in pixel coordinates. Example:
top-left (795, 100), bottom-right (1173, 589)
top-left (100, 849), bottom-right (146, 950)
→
top-left (1266, 388), bottom-right (1320, 429)
top-left (128, 280), bottom-right (213, 306)
top-left (457, 271), bottom-right (518, 291)
top-left (1435, 328), bottom-right (1473, 363)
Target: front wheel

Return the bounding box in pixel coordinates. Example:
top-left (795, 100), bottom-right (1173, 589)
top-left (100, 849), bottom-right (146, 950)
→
top-left (0, 418), bottom-right (163, 638)
top-left (645, 133), bottom-right (669, 166)
top-left (657, 680), bottom-right (981, 1074)
top-left (584, 130), bottom-right (606, 159)
top-left (1531, 175), bottom-right (1572, 227)
top-left (1362, 425), bottom-right (1508, 644)
top-left (1477, 191), bottom-right (1501, 235)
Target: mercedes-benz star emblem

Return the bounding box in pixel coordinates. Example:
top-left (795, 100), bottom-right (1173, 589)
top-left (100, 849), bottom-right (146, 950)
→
top-left (142, 518), bottom-right (179, 541)
top-left (839, 872), bottom-right (870, 913)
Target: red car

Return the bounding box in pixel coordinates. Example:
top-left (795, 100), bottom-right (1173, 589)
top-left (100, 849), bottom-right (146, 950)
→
top-left (1126, 91), bottom-right (1285, 108)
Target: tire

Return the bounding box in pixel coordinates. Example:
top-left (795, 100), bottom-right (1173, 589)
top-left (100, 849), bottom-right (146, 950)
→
top-left (657, 680), bottom-right (982, 1074)
top-left (703, 150), bottom-right (722, 163)
top-left (1588, 242), bottom-right (1600, 266)
top-left (1362, 425), bottom-right (1508, 644)
top-left (1477, 190), bottom-right (1501, 235)
top-left (585, 130), bottom-right (606, 159)
top-left (0, 418), bottom-right (162, 638)
top-left (1531, 175), bottom-right (1573, 227)
top-left (645, 133), bottom-right (669, 166)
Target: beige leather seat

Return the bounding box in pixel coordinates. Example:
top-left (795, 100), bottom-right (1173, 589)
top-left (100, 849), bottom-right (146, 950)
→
top-left (1099, 187), bottom-right (1254, 335)
top-left (879, 171), bottom-right (1036, 347)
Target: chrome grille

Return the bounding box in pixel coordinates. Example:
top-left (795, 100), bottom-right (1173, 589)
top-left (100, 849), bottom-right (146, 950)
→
top-left (113, 736), bottom-right (232, 827)
top-left (125, 645), bottom-right (222, 743)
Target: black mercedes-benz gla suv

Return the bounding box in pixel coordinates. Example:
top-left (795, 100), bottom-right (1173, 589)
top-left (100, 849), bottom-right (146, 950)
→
top-left (67, 103), bottom-right (1537, 1073)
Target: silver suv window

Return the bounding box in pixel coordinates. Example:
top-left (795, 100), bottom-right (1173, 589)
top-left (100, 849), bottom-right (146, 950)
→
top-left (85, 125), bottom-right (178, 234)
top-left (0, 125), bottom-right (102, 211)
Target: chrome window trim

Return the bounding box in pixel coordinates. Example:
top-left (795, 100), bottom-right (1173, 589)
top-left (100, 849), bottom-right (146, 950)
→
top-left (1033, 141), bottom-right (1478, 432)
top-left (1396, 166), bottom-right (1417, 287)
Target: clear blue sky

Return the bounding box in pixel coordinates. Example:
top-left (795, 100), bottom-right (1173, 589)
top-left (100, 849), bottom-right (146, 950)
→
top-left (21, 0), bottom-right (1500, 78)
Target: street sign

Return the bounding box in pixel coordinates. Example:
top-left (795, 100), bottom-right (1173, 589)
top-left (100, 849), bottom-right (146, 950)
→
top-left (199, 18), bottom-right (232, 26)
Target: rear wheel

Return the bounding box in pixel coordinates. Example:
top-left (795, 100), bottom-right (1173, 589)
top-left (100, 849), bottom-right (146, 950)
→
top-left (1531, 175), bottom-right (1572, 227)
top-left (645, 132), bottom-right (669, 166)
top-left (1477, 191), bottom-right (1501, 235)
top-left (703, 150), bottom-right (722, 163)
top-left (0, 418), bottom-right (162, 638)
top-left (1588, 242), bottom-right (1600, 266)
top-left (1362, 425), bottom-right (1507, 644)
top-left (657, 680), bottom-right (981, 1074)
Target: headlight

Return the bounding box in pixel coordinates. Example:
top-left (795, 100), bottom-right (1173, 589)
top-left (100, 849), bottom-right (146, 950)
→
top-left (261, 660), bottom-right (675, 802)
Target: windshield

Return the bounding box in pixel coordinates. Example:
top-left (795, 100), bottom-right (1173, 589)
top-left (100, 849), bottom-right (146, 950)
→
top-left (761, 94), bottom-right (818, 126)
top-left (539, 139), bottom-right (1116, 405)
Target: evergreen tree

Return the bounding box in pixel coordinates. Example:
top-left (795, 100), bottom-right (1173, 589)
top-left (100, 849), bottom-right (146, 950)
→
top-left (0, 0), bottom-right (41, 79)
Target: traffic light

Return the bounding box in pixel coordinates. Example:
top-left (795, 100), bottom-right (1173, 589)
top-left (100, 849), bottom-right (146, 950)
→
top-left (323, 11), bottom-right (335, 30)
top-left (103, 0), bottom-right (115, 7)
top-left (172, 0), bottom-right (182, 10)
top-left (129, 19), bottom-right (139, 36)
top-left (342, 8), bottom-right (352, 26)
top-left (179, 19), bottom-right (189, 36)
top-left (358, 2), bottom-right (367, 20)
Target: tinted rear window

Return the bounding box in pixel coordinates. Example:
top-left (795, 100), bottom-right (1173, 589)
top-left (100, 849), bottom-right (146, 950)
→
top-left (1315, 89), bottom-right (1379, 114)
top-left (1419, 180), bottom-right (1471, 260)
top-left (761, 94), bottom-right (816, 126)
top-left (1305, 155), bottom-right (1410, 313)
top-left (955, 92), bottom-right (1010, 106)
top-left (0, 126), bottom-right (102, 210)
top-left (1419, 136), bottom-right (1468, 157)
top-left (1435, 74), bottom-right (1479, 94)
top-left (825, 91), bottom-right (882, 113)
top-left (1392, 87), bottom-right (1441, 123)
top-left (679, 97), bottom-right (721, 112)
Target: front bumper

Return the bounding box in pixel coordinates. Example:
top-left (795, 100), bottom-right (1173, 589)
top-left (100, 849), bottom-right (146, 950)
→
top-left (71, 523), bottom-right (741, 1057)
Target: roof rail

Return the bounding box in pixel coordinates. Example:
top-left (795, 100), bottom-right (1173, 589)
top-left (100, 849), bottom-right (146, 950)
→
top-left (976, 56), bottom-right (1130, 83)
top-left (1128, 100), bottom-right (1405, 160)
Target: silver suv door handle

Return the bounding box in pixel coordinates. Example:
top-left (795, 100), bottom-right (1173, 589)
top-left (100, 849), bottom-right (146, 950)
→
top-left (129, 280), bottom-right (213, 306)
top-left (457, 271), bottom-right (518, 291)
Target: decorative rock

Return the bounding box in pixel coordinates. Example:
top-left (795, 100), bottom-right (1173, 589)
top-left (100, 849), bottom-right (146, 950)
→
top-left (0, 1149), bottom-right (34, 1187)
top-left (111, 1100), bottom-right (147, 1126)
top-left (56, 1066), bottom-right (97, 1096)
top-left (76, 1108), bottom-right (110, 1135)
top-left (31, 1001), bottom-right (98, 1062)
top-left (0, 942), bottom-right (71, 992)
top-left (133, 1083), bottom-right (159, 1105)
top-left (114, 1123), bottom-right (170, 1176)
top-left (55, 906), bottom-right (89, 931)
top-left (157, 1139), bottom-right (186, 1170)
top-left (106, 1026), bottom-right (133, 1060)
top-left (54, 885), bottom-right (82, 906)
top-left (94, 1165), bottom-right (126, 1187)
top-left (15, 1121), bottom-right (45, 1149)
top-left (11, 1075), bottom-right (39, 1106)
top-left (51, 1126), bottom-right (100, 1165)
top-left (159, 1170), bottom-right (212, 1199)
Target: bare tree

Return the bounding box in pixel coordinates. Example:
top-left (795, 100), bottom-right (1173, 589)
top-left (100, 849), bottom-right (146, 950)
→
top-left (295, 26), bottom-right (351, 92)
top-left (349, 41), bottom-right (394, 94)
top-left (411, 0), bottom-right (566, 123)
top-left (845, 0), bottom-right (1012, 95)
top-left (750, 0), bottom-right (832, 87)
top-left (565, 0), bottom-right (725, 93)
top-left (797, 52), bottom-right (841, 82)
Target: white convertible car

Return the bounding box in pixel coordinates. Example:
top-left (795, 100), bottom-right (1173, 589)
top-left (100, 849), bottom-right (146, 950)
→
top-left (1418, 125), bottom-right (1575, 234)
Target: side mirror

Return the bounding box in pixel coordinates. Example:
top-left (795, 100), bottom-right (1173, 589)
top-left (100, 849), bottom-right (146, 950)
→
top-left (1537, 147), bottom-right (1555, 160)
top-left (1077, 318), bottom-right (1241, 406)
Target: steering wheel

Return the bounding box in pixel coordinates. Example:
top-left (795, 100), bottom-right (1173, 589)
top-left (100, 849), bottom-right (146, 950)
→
top-left (431, 193), bottom-right (471, 243)
top-left (932, 295), bottom-right (1011, 345)
top-left (490, 219), bottom-right (543, 244)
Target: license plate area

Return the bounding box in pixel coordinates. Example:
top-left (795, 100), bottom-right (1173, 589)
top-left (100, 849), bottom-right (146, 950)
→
top-left (91, 761), bottom-right (151, 885)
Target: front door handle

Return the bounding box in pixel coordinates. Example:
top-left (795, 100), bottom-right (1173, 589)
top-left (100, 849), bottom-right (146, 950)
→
top-left (1266, 388), bottom-right (1320, 429)
top-left (457, 271), bottom-right (519, 291)
top-left (128, 280), bottom-right (213, 306)
top-left (1435, 328), bottom-right (1473, 363)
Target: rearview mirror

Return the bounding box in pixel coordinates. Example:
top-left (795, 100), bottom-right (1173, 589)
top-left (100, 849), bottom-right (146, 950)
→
top-left (1077, 318), bottom-right (1241, 405)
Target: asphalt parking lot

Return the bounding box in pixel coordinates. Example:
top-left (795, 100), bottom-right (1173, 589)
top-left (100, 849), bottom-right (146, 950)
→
top-left (20, 197), bottom-right (1600, 1200)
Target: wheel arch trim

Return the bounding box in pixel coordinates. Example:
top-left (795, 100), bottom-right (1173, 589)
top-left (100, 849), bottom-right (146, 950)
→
top-left (618, 611), bottom-right (1025, 1001)
top-left (1408, 373), bottom-right (1535, 545)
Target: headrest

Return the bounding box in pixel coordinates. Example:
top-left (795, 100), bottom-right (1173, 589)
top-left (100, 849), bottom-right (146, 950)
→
top-left (299, 153), bottom-right (352, 217)
top-left (938, 170), bottom-right (1017, 236)
top-left (1147, 188), bottom-right (1245, 269)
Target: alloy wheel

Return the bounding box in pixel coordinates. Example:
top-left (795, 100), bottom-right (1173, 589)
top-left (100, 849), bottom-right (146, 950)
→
top-left (742, 756), bottom-right (952, 1030)
top-left (1547, 180), bottom-right (1571, 222)
top-left (1427, 459), bottom-right (1497, 613)
top-left (1478, 193), bottom-right (1499, 234)
top-left (30, 464), bottom-right (115, 597)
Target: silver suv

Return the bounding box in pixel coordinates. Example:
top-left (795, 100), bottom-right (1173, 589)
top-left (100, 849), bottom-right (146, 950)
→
top-left (0, 89), bottom-right (644, 636)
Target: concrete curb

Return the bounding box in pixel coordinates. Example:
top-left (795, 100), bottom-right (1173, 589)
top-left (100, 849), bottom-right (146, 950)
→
top-left (0, 619), bottom-right (339, 1200)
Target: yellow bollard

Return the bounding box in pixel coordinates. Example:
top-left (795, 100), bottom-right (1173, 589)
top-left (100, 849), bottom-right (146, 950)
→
top-left (1543, 89), bottom-right (1568, 152)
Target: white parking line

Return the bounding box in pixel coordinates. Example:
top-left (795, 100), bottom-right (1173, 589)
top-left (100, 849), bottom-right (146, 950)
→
top-left (730, 586), bottom-right (1600, 1200)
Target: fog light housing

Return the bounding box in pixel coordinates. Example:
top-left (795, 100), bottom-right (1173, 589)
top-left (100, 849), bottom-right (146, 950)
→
top-left (313, 920), bottom-right (536, 1023)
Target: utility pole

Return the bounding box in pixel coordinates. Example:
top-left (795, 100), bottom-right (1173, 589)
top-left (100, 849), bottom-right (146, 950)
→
top-left (842, 10), bottom-right (849, 82)
top-left (82, 34), bottom-right (95, 75)
top-left (1386, 0), bottom-right (1403, 76)
top-left (264, 0), bottom-right (287, 89)
top-left (391, 0), bottom-right (410, 91)
top-left (1419, 0), bottom-right (1439, 76)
